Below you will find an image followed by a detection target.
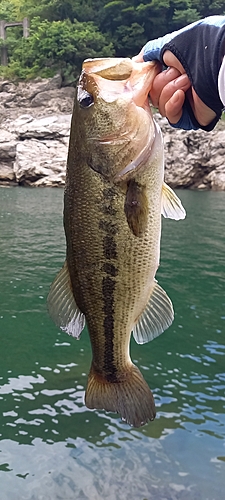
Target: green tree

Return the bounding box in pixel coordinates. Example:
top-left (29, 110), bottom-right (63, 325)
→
top-left (1, 0), bottom-right (225, 79)
top-left (99, 0), bottom-right (203, 54)
top-left (112, 23), bottom-right (146, 56)
top-left (12, 0), bottom-right (108, 23)
top-left (192, 0), bottom-right (225, 17)
top-left (0, 0), bottom-right (19, 21)
top-left (134, 0), bottom-right (200, 38)
top-left (3, 16), bottom-right (114, 80)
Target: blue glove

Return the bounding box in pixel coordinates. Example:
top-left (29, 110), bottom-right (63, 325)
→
top-left (143, 16), bottom-right (225, 131)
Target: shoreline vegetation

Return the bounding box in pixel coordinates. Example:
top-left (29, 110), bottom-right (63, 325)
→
top-left (1, 1), bottom-right (225, 82)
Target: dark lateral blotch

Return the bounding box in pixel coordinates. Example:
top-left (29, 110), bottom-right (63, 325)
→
top-left (102, 276), bottom-right (117, 381)
top-left (99, 219), bottom-right (118, 236)
top-left (103, 187), bottom-right (116, 200)
top-left (102, 262), bottom-right (118, 277)
top-left (103, 235), bottom-right (117, 260)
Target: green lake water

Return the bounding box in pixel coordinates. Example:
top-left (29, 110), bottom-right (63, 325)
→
top-left (0, 186), bottom-right (225, 500)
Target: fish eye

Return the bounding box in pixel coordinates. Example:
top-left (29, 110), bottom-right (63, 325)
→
top-left (79, 92), bottom-right (94, 109)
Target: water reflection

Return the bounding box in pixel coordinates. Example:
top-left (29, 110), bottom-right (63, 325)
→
top-left (0, 188), bottom-right (225, 499)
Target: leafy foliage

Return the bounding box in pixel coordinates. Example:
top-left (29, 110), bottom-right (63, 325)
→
top-left (1, 16), bottom-right (114, 79)
top-left (0, 0), bottom-right (225, 79)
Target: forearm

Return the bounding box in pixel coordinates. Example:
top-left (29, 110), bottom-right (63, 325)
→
top-left (218, 56), bottom-right (225, 106)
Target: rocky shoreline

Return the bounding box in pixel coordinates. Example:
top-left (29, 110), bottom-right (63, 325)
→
top-left (0, 75), bottom-right (225, 189)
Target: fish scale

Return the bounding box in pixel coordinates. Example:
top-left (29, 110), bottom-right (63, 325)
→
top-left (66, 146), bottom-right (161, 384)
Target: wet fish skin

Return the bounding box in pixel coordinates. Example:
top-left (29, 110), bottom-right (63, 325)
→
top-left (48, 58), bottom-right (186, 427)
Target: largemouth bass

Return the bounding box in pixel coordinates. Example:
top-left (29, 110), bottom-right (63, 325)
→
top-left (48, 57), bottom-right (186, 427)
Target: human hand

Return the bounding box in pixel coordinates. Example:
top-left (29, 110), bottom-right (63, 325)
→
top-left (133, 16), bottom-right (225, 131)
top-left (150, 51), bottom-right (216, 127)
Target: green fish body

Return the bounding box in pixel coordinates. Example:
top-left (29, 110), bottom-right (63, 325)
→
top-left (48, 58), bottom-right (186, 427)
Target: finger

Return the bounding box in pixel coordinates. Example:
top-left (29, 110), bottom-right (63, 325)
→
top-left (150, 67), bottom-right (182, 107)
top-left (163, 50), bottom-right (185, 74)
top-left (164, 89), bottom-right (186, 123)
top-left (157, 73), bottom-right (191, 116)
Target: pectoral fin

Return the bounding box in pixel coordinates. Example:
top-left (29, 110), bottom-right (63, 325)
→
top-left (132, 280), bottom-right (174, 344)
top-left (162, 182), bottom-right (186, 220)
top-left (47, 261), bottom-right (85, 338)
top-left (124, 179), bottom-right (148, 237)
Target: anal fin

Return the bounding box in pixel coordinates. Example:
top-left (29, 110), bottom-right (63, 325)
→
top-left (47, 261), bottom-right (85, 338)
top-left (132, 280), bottom-right (174, 344)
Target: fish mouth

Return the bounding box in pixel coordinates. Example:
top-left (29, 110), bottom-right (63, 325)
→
top-left (80, 58), bottom-right (161, 109)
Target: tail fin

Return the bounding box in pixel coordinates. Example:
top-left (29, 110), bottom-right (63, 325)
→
top-left (85, 364), bottom-right (156, 427)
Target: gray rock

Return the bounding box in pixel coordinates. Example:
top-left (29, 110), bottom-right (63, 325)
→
top-left (33, 172), bottom-right (66, 187)
top-left (0, 163), bottom-right (15, 181)
top-left (158, 114), bottom-right (225, 190)
top-left (31, 87), bottom-right (75, 107)
top-left (206, 167), bottom-right (225, 190)
top-left (13, 138), bottom-right (68, 185)
top-left (0, 76), bottom-right (225, 189)
top-left (0, 81), bottom-right (17, 93)
top-left (0, 130), bottom-right (17, 158)
top-left (0, 74), bottom-right (74, 122)
top-left (11, 114), bottom-right (71, 139)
